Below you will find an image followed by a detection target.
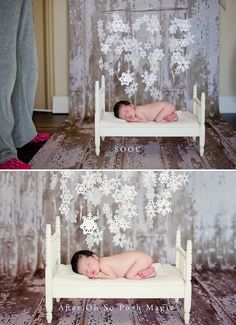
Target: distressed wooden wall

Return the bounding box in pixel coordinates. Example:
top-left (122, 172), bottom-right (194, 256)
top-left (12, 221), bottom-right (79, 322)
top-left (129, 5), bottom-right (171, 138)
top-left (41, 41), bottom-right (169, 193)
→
top-left (69, 0), bottom-right (219, 120)
top-left (0, 171), bottom-right (235, 277)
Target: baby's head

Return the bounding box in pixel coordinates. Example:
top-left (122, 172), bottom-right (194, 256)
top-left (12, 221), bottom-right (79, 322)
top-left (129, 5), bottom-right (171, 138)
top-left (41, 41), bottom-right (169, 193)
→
top-left (71, 250), bottom-right (100, 278)
top-left (113, 101), bottom-right (136, 122)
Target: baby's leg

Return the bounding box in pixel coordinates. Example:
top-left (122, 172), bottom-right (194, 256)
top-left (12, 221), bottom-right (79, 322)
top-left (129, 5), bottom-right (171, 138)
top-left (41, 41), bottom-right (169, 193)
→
top-left (125, 258), bottom-right (153, 280)
top-left (155, 103), bottom-right (176, 122)
top-left (138, 266), bottom-right (156, 279)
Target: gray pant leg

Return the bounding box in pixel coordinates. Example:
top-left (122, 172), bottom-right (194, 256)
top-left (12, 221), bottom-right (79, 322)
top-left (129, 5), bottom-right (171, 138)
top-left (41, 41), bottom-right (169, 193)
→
top-left (0, 0), bottom-right (37, 162)
top-left (12, 0), bottom-right (37, 148)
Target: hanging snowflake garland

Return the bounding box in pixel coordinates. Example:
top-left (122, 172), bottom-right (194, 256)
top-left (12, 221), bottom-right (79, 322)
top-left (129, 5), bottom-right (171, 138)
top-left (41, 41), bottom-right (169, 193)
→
top-left (143, 171), bottom-right (189, 228)
top-left (50, 171), bottom-right (188, 248)
top-left (97, 13), bottom-right (194, 98)
top-left (169, 18), bottom-right (195, 76)
top-left (97, 13), bottom-right (164, 98)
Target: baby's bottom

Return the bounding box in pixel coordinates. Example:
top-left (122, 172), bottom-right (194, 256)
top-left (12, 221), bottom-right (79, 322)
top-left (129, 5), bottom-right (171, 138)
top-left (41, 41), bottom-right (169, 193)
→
top-left (138, 266), bottom-right (156, 279)
top-left (155, 103), bottom-right (176, 122)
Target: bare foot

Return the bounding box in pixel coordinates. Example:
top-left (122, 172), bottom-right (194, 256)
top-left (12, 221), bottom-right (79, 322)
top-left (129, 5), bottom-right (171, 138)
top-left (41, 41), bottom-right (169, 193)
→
top-left (138, 266), bottom-right (156, 278)
top-left (163, 112), bottom-right (178, 122)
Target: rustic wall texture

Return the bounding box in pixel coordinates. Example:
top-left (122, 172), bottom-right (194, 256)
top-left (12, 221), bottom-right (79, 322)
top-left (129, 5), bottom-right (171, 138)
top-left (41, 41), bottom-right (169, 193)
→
top-left (0, 171), bottom-right (235, 277)
top-left (69, 0), bottom-right (219, 120)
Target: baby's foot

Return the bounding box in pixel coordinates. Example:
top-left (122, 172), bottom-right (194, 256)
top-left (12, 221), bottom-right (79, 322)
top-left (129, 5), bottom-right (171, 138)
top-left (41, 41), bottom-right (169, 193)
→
top-left (138, 266), bottom-right (155, 278)
top-left (163, 112), bottom-right (178, 122)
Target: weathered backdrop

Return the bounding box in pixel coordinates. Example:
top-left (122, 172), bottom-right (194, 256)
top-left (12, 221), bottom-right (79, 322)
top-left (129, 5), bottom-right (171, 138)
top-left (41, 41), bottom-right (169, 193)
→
top-left (69, 0), bottom-right (219, 120)
top-left (0, 171), bottom-right (235, 277)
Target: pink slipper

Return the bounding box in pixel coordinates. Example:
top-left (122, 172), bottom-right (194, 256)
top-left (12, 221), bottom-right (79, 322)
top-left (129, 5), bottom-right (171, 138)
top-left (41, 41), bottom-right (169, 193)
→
top-left (29, 132), bottom-right (51, 144)
top-left (0, 158), bottom-right (31, 169)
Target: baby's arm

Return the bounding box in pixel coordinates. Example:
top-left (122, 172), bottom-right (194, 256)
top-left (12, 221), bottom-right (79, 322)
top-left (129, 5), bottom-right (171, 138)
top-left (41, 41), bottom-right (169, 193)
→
top-left (130, 112), bottom-right (149, 122)
top-left (95, 263), bottom-right (117, 279)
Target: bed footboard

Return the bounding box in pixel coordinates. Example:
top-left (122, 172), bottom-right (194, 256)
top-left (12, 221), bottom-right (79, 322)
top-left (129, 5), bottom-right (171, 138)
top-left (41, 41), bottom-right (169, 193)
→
top-left (175, 228), bottom-right (192, 325)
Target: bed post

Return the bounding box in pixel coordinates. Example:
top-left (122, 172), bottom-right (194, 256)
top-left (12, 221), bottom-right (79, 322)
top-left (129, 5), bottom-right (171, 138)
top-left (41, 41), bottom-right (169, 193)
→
top-left (192, 85), bottom-right (197, 142)
top-left (56, 216), bottom-right (61, 265)
top-left (175, 228), bottom-right (181, 303)
top-left (101, 75), bottom-right (105, 114)
top-left (199, 92), bottom-right (205, 157)
top-left (184, 240), bottom-right (192, 325)
top-left (175, 227), bottom-right (181, 270)
top-left (95, 79), bottom-right (100, 156)
top-left (193, 84), bottom-right (197, 115)
top-left (55, 217), bottom-right (61, 303)
top-left (101, 75), bottom-right (106, 141)
top-left (45, 224), bottom-right (53, 324)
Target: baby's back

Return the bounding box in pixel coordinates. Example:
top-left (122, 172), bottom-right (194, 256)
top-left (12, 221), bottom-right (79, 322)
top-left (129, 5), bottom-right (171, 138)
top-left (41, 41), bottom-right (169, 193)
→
top-left (136, 102), bottom-right (170, 121)
top-left (100, 251), bottom-right (150, 277)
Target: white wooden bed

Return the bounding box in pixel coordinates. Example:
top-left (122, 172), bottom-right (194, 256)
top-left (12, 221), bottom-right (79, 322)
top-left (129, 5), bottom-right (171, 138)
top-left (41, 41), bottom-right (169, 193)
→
top-left (45, 217), bottom-right (192, 324)
top-left (95, 75), bottom-right (205, 156)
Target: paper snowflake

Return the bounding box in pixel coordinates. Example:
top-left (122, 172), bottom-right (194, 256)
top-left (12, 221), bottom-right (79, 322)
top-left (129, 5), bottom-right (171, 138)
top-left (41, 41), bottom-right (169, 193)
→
top-left (141, 71), bottom-right (158, 93)
top-left (87, 188), bottom-right (102, 206)
top-left (146, 15), bottom-right (161, 34)
top-left (125, 81), bottom-right (138, 97)
top-left (58, 203), bottom-right (70, 216)
top-left (80, 213), bottom-right (99, 235)
top-left (85, 230), bottom-right (103, 249)
top-left (119, 72), bottom-right (134, 86)
top-left (148, 49), bottom-right (164, 71)
top-left (100, 175), bottom-right (119, 196)
top-left (113, 233), bottom-right (128, 248)
top-left (108, 13), bottom-right (129, 33)
top-left (67, 212), bottom-right (77, 223)
top-left (156, 196), bottom-right (172, 216)
top-left (50, 172), bottom-right (58, 190)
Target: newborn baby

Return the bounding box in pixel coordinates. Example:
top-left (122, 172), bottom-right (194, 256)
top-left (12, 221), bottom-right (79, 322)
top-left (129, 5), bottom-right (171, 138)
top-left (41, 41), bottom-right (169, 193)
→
top-left (113, 100), bottom-right (178, 123)
top-left (71, 250), bottom-right (156, 280)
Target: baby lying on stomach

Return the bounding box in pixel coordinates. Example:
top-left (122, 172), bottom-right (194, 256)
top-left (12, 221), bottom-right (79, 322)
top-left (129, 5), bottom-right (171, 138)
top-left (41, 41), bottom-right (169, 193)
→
top-left (71, 250), bottom-right (156, 280)
top-left (113, 100), bottom-right (178, 123)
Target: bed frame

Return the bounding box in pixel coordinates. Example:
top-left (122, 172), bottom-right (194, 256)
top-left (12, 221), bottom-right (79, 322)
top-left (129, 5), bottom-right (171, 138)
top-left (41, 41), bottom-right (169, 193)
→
top-left (45, 217), bottom-right (192, 324)
top-left (95, 75), bottom-right (205, 156)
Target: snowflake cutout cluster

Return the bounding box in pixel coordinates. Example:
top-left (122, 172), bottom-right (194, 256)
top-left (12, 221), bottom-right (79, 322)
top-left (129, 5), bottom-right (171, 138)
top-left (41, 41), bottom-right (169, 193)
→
top-left (169, 18), bottom-right (195, 76)
top-left (55, 173), bottom-right (77, 223)
top-left (97, 13), bottom-right (194, 98)
top-left (75, 173), bottom-right (137, 249)
top-left (97, 13), bottom-right (164, 98)
top-left (143, 171), bottom-right (189, 228)
top-left (103, 204), bottom-right (133, 249)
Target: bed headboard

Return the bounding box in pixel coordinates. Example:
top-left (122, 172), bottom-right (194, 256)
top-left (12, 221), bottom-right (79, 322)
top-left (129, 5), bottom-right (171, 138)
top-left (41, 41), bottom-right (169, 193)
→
top-left (175, 228), bottom-right (192, 283)
top-left (95, 74), bottom-right (105, 115)
top-left (46, 216), bottom-right (61, 280)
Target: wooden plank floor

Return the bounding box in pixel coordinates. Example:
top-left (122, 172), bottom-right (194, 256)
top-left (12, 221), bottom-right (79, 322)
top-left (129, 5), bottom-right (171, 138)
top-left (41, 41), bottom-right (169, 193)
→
top-left (0, 271), bottom-right (235, 324)
top-left (29, 117), bottom-right (236, 169)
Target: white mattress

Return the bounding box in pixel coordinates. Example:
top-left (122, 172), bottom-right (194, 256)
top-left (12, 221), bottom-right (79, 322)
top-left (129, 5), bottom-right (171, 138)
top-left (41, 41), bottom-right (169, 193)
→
top-left (53, 263), bottom-right (184, 287)
top-left (100, 111), bottom-right (199, 129)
